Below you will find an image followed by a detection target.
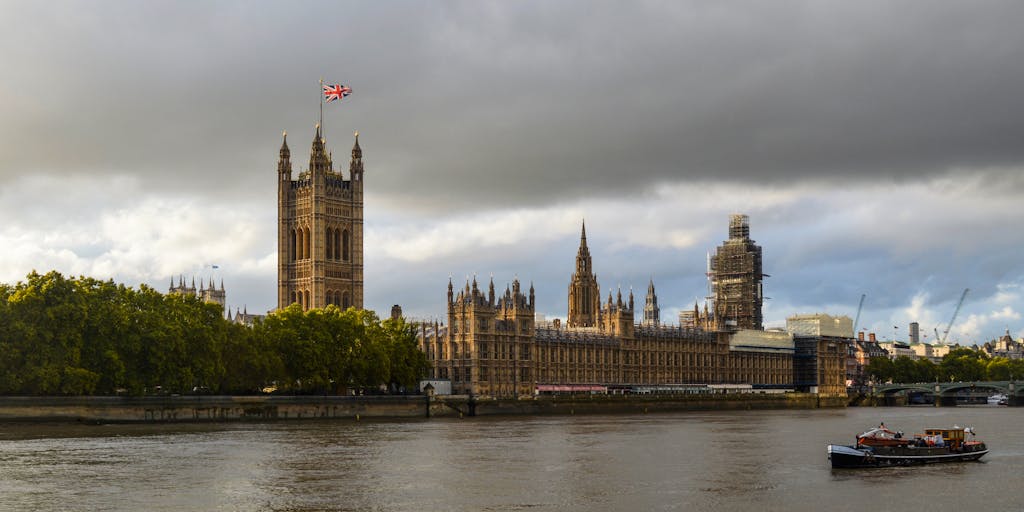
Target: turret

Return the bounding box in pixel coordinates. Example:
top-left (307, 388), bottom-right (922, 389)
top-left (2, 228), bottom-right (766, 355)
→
top-left (278, 131), bottom-right (292, 176)
top-left (349, 132), bottom-right (364, 183)
top-left (309, 124), bottom-right (329, 176)
top-left (488, 277), bottom-right (495, 306)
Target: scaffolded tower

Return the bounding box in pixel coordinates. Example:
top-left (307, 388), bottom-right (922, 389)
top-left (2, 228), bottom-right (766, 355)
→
top-left (709, 214), bottom-right (764, 330)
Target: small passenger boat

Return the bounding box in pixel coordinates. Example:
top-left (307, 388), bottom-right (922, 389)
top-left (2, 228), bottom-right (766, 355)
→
top-left (987, 394), bottom-right (1007, 405)
top-left (827, 425), bottom-right (988, 468)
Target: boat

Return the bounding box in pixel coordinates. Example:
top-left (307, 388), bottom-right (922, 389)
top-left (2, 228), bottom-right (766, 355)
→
top-left (988, 394), bottom-right (1007, 405)
top-left (827, 425), bottom-right (988, 468)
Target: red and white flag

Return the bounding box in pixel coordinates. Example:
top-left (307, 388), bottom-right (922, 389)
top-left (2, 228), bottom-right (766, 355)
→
top-left (323, 83), bottom-right (352, 102)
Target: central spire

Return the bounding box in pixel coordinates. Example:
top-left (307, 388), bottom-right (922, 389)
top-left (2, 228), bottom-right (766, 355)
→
top-left (309, 123), bottom-right (329, 174)
top-left (568, 219), bottom-right (600, 328)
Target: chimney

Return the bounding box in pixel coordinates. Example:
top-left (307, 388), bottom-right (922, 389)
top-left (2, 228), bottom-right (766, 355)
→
top-left (858, 332), bottom-right (865, 341)
top-left (869, 333), bottom-right (877, 342)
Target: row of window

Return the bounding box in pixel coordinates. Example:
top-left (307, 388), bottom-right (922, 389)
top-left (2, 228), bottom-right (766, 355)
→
top-left (289, 289), bottom-right (351, 310)
top-left (287, 227), bottom-right (351, 262)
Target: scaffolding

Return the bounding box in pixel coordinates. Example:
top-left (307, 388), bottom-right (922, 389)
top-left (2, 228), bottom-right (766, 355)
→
top-left (709, 214), bottom-right (764, 330)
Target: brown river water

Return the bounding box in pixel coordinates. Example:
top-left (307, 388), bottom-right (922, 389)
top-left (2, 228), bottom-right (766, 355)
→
top-left (0, 405), bottom-right (1021, 511)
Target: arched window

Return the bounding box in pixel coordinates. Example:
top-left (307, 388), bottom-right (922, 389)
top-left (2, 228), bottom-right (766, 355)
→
top-left (326, 228), bottom-right (333, 262)
top-left (334, 229), bottom-right (341, 260)
top-left (303, 227), bottom-right (311, 260)
top-left (304, 290), bottom-right (310, 310)
top-left (342, 291), bottom-right (350, 309)
top-left (342, 229), bottom-right (350, 261)
top-left (290, 229), bottom-right (297, 262)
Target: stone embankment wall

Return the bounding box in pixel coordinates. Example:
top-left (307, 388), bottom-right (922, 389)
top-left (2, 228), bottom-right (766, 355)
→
top-left (0, 396), bottom-right (429, 423)
top-left (0, 393), bottom-right (844, 424)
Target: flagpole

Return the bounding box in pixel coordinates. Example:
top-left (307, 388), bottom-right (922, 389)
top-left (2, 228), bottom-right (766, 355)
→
top-left (319, 78), bottom-right (324, 136)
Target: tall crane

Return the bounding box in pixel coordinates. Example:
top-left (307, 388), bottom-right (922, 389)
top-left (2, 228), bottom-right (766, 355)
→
top-left (852, 294), bottom-right (866, 336)
top-left (940, 288), bottom-right (969, 343)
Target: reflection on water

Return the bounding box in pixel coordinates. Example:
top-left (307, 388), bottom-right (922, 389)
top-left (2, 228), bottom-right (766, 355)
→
top-left (0, 407), bottom-right (1022, 511)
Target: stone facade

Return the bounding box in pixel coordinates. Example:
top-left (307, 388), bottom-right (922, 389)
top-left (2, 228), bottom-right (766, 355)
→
top-left (422, 280), bottom-right (796, 397)
top-left (169, 275), bottom-right (225, 312)
top-left (277, 127), bottom-right (364, 311)
top-left (643, 279), bottom-right (660, 327)
top-left (567, 222), bottom-right (601, 328)
top-left (420, 219), bottom-right (830, 398)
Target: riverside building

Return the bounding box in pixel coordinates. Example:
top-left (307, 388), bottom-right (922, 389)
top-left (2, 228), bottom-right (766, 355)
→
top-left (420, 215), bottom-right (832, 397)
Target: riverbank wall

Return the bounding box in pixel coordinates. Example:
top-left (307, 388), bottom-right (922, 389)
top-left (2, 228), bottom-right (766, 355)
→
top-left (0, 393), bottom-right (845, 424)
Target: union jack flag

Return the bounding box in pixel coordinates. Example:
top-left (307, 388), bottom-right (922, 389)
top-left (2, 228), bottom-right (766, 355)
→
top-left (323, 83), bottom-right (352, 102)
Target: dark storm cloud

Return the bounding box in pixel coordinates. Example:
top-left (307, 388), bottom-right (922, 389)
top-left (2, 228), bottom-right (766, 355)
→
top-left (3, 1), bottom-right (1024, 211)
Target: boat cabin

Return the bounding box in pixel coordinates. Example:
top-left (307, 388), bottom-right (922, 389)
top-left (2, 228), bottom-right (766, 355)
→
top-left (923, 428), bottom-right (969, 450)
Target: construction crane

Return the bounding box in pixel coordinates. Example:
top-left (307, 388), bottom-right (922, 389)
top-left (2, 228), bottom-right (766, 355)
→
top-left (852, 294), bottom-right (866, 336)
top-left (940, 288), bottom-right (969, 343)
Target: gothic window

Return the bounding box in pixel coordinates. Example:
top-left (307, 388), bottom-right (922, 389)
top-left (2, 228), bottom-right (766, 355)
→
top-left (303, 290), bottom-right (310, 309)
top-left (326, 228), bottom-right (334, 261)
top-left (342, 229), bottom-right (350, 261)
top-left (342, 291), bottom-right (350, 309)
top-left (334, 229), bottom-right (341, 260)
top-left (304, 227), bottom-right (311, 260)
top-left (290, 229), bottom-right (297, 262)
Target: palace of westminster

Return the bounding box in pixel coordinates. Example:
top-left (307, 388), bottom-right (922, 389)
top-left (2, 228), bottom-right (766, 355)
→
top-left (172, 125), bottom-right (847, 397)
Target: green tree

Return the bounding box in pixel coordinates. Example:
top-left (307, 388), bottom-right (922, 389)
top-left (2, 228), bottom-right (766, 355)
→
top-left (866, 356), bottom-right (895, 383)
top-left (940, 348), bottom-right (988, 382)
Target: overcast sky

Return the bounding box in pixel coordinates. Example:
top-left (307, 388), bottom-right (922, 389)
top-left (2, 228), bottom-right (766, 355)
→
top-left (2, 0), bottom-right (1024, 344)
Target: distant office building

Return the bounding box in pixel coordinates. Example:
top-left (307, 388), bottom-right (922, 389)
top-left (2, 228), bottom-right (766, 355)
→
top-left (909, 322), bottom-right (920, 344)
top-left (786, 314), bottom-right (851, 395)
top-left (679, 309), bottom-right (697, 329)
top-left (786, 313), bottom-right (854, 338)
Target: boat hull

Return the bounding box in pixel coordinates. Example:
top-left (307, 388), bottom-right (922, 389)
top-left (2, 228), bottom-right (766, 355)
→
top-left (828, 444), bottom-right (988, 469)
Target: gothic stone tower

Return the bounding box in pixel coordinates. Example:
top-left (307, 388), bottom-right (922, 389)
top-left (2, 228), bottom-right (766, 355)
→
top-left (277, 126), bottom-right (364, 311)
top-left (709, 214), bottom-right (764, 330)
top-left (643, 279), bottom-right (660, 327)
top-left (567, 221), bottom-right (601, 328)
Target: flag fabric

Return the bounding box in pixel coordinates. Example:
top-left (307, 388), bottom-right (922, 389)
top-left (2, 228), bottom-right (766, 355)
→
top-left (323, 83), bottom-right (352, 102)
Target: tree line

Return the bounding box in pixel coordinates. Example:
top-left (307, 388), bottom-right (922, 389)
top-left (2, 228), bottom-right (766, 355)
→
top-left (865, 348), bottom-right (1024, 384)
top-left (0, 271), bottom-right (429, 396)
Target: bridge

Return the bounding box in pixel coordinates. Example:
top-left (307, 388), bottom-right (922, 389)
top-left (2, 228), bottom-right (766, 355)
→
top-left (871, 381), bottom-right (1020, 406)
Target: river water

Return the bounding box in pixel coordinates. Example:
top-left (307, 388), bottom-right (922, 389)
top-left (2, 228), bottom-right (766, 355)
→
top-left (1, 406), bottom-right (1021, 511)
